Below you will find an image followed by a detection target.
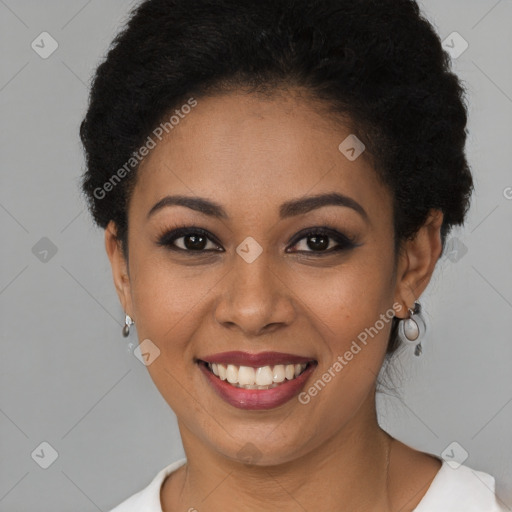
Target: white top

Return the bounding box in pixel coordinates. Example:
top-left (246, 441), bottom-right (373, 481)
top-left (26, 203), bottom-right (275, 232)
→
top-left (110, 458), bottom-right (506, 512)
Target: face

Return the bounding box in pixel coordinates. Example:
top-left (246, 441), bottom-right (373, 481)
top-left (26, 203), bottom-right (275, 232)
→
top-left (106, 88), bottom-right (442, 466)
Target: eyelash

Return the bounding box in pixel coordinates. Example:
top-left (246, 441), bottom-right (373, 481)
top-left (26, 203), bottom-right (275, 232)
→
top-left (156, 225), bottom-right (360, 256)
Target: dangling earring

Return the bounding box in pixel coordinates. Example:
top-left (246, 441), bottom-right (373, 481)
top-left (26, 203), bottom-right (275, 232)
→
top-left (397, 300), bottom-right (426, 356)
top-left (122, 314), bottom-right (134, 337)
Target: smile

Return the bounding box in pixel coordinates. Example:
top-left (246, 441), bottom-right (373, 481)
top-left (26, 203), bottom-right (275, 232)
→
top-left (196, 351), bottom-right (318, 410)
top-left (203, 361), bottom-right (310, 389)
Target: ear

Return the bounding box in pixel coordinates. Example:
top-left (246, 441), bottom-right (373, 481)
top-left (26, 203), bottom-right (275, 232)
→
top-left (104, 220), bottom-right (133, 318)
top-left (393, 209), bottom-right (444, 317)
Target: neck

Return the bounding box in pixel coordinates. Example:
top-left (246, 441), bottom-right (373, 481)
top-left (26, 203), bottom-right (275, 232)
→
top-left (162, 392), bottom-right (394, 512)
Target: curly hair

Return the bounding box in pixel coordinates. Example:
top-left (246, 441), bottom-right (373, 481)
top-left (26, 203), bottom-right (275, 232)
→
top-left (80, 0), bottom-right (473, 354)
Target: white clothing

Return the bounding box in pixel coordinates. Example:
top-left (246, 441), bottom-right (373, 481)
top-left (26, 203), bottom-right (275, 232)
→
top-left (110, 458), bottom-right (506, 511)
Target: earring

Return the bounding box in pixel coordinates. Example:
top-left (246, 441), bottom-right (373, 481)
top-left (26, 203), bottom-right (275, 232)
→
top-left (122, 314), bottom-right (134, 337)
top-left (397, 300), bottom-right (426, 356)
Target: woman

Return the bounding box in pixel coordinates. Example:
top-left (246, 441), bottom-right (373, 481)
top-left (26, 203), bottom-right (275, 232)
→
top-left (80, 0), bottom-right (505, 510)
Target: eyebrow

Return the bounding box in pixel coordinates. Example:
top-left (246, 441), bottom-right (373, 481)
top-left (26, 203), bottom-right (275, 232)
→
top-left (147, 192), bottom-right (369, 222)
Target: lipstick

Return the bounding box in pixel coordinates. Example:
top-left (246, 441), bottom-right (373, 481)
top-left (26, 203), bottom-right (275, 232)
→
top-left (196, 351), bottom-right (317, 410)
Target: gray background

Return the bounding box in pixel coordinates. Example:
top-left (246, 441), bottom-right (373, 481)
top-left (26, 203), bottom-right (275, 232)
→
top-left (1, 0), bottom-right (511, 510)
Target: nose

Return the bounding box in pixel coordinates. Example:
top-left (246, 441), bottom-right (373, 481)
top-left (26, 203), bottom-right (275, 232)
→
top-left (213, 251), bottom-right (296, 338)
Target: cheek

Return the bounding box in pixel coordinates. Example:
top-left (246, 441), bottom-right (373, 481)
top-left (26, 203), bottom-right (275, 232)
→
top-left (287, 250), bottom-right (395, 352)
top-left (127, 260), bottom-right (208, 411)
top-left (289, 249), bottom-right (395, 407)
top-left (129, 254), bottom-right (214, 342)
top-left (322, 269), bottom-right (394, 354)
top-left (293, 276), bottom-right (394, 445)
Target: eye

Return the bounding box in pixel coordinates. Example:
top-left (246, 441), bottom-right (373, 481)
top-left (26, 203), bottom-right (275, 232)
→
top-left (156, 226), bottom-right (223, 253)
top-left (156, 225), bottom-right (359, 255)
top-left (286, 226), bottom-right (359, 255)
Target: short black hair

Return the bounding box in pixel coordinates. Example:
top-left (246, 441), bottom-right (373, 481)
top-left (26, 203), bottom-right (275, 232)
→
top-left (80, 0), bottom-right (473, 354)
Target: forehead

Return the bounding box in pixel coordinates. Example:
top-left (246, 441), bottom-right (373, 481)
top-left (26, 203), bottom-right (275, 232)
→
top-left (131, 90), bottom-right (392, 223)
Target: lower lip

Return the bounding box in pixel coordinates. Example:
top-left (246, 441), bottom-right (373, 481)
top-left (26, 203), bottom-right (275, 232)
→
top-left (198, 362), bottom-right (316, 410)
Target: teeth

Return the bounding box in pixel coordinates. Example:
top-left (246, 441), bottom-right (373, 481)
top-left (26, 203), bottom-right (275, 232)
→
top-left (238, 366), bottom-right (256, 385)
top-left (255, 366), bottom-right (274, 386)
top-left (226, 364), bottom-right (238, 384)
top-left (273, 365), bottom-right (285, 383)
top-left (206, 362), bottom-right (309, 389)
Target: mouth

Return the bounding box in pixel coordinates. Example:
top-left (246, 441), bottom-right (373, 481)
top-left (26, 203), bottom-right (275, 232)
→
top-left (198, 360), bottom-right (313, 389)
top-left (196, 351), bottom-right (318, 410)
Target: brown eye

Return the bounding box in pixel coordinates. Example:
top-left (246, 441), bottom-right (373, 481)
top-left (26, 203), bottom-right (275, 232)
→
top-left (302, 233), bottom-right (331, 251)
top-left (287, 227), bottom-right (359, 255)
top-left (177, 233), bottom-right (209, 251)
top-left (157, 227), bottom-right (223, 253)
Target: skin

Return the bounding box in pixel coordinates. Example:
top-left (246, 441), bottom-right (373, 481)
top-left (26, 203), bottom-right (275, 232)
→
top-left (105, 88), bottom-right (444, 511)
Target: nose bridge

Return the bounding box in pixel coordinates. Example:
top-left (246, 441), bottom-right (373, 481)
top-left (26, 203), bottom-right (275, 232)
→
top-left (235, 247), bottom-right (276, 298)
top-left (214, 247), bottom-right (294, 335)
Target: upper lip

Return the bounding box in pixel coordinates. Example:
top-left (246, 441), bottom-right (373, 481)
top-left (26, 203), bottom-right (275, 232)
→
top-left (198, 351), bottom-right (316, 367)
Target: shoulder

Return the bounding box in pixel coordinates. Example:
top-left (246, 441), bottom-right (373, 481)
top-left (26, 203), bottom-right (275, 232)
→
top-left (389, 438), bottom-right (505, 511)
top-left (108, 458), bottom-right (187, 512)
top-left (414, 461), bottom-right (505, 512)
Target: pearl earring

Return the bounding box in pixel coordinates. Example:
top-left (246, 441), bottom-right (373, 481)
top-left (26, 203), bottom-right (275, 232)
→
top-left (397, 300), bottom-right (426, 356)
top-left (122, 314), bottom-right (134, 337)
